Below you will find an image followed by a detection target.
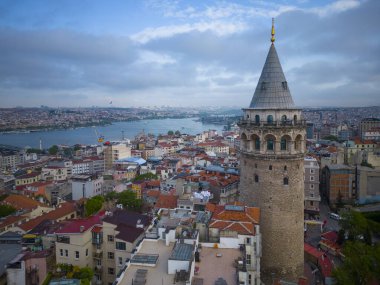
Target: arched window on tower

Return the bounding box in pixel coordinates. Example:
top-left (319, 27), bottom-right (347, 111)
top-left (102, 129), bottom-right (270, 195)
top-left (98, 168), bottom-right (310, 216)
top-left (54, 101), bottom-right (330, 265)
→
top-left (255, 115), bottom-right (260, 124)
top-left (269, 165), bottom-right (272, 170)
top-left (280, 138), bottom-right (287, 151)
top-left (283, 177), bottom-right (289, 185)
top-left (284, 165), bottom-right (287, 171)
top-left (267, 115), bottom-right (273, 124)
top-left (254, 175), bottom-right (259, 183)
top-left (294, 115), bottom-right (298, 123)
top-left (267, 137), bottom-right (274, 151)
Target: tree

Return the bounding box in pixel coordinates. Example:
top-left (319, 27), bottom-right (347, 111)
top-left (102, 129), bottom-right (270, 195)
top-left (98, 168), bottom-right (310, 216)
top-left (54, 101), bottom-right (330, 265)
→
top-left (167, 130), bottom-right (174, 135)
top-left (0, 204), bottom-right (16, 218)
top-left (133, 172), bottom-right (159, 182)
top-left (340, 210), bottom-right (370, 242)
top-left (84, 195), bottom-right (104, 216)
top-left (322, 135), bottom-right (339, 142)
top-left (175, 130), bottom-right (181, 136)
top-left (117, 190), bottom-right (142, 211)
top-left (332, 241), bottom-right (380, 285)
top-left (48, 145), bottom-right (59, 155)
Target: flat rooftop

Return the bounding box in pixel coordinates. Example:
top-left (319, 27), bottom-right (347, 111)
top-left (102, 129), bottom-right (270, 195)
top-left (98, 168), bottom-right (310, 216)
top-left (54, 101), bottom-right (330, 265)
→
top-left (194, 247), bottom-right (242, 285)
top-left (118, 240), bottom-right (186, 285)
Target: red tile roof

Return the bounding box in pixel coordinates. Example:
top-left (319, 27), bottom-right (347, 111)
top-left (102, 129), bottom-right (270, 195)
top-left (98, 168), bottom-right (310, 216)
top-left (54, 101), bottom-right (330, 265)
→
top-left (2, 195), bottom-right (45, 211)
top-left (19, 202), bottom-right (76, 232)
top-left (209, 204), bottom-right (260, 235)
top-left (154, 194), bottom-right (178, 209)
top-left (56, 213), bottom-right (103, 234)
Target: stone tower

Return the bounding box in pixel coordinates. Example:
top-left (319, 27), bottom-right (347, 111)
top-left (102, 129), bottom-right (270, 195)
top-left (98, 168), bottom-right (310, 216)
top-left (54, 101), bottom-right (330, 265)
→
top-left (238, 20), bottom-right (306, 282)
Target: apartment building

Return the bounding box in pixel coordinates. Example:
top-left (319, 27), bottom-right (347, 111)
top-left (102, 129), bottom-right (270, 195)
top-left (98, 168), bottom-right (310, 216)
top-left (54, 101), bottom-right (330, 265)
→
top-left (100, 210), bottom-right (151, 285)
top-left (55, 215), bottom-right (103, 268)
top-left (70, 174), bottom-right (104, 200)
top-left (104, 144), bottom-right (131, 170)
top-left (304, 157), bottom-right (321, 218)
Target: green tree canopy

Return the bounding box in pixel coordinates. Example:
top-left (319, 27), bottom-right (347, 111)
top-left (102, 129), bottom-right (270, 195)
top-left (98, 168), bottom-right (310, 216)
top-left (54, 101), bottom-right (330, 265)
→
top-left (340, 210), bottom-right (371, 243)
top-left (0, 204), bottom-right (16, 218)
top-left (133, 172), bottom-right (159, 182)
top-left (117, 190), bottom-right (142, 211)
top-left (84, 195), bottom-right (104, 216)
top-left (167, 130), bottom-right (174, 135)
top-left (333, 241), bottom-right (380, 285)
top-left (48, 145), bottom-right (59, 155)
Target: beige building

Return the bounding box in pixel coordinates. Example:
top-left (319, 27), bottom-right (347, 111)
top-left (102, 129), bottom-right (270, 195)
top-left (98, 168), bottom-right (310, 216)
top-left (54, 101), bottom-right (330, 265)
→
top-left (356, 166), bottom-right (380, 204)
top-left (104, 144), bottom-right (131, 170)
top-left (55, 215), bottom-right (102, 268)
top-left (304, 157), bottom-right (321, 218)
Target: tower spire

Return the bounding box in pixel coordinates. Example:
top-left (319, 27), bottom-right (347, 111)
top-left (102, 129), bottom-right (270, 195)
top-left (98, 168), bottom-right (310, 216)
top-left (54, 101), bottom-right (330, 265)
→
top-left (271, 18), bottom-right (275, 43)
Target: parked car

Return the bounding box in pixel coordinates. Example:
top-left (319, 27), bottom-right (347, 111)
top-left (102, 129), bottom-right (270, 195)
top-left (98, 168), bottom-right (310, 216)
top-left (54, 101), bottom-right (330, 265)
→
top-left (329, 213), bottom-right (341, 220)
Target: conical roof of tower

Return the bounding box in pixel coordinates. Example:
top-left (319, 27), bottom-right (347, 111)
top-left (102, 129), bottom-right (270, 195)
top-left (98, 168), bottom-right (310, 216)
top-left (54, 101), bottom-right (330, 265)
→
top-left (249, 41), bottom-right (295, 109)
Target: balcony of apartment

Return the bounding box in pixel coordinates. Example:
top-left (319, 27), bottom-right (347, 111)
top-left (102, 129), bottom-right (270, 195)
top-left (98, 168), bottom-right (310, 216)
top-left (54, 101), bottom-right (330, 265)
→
top-left (57, 236), bottom-right (70, 244)
top-left (92, 227), bottom-right (103, 245)
top-left (94, 265), bottom-right (103, 273)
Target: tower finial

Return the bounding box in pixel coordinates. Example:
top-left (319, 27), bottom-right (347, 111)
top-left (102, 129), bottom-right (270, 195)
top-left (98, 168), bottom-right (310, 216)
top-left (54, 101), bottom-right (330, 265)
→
top-left (271, 18), bottom-right (275, 43)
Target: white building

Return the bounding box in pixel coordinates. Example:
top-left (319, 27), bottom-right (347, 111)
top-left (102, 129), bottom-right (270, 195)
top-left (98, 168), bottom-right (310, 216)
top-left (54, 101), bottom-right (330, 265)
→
top-left (71, 174), bottom-right (104, 200)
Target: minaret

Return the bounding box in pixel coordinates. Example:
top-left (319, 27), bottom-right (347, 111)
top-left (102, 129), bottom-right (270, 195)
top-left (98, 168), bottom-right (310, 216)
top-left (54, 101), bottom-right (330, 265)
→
top-left (238, 19), bottom-right (306, 282)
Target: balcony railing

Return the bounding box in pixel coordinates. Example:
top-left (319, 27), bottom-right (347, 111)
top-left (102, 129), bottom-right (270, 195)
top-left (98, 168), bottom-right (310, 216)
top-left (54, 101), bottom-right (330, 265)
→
top-left (238, 119), bottom-right (306, 127)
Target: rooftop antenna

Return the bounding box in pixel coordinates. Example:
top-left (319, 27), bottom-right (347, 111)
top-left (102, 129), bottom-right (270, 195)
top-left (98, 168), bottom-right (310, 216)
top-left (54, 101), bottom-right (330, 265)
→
top-left (271, 18), bottom-right (275, 43)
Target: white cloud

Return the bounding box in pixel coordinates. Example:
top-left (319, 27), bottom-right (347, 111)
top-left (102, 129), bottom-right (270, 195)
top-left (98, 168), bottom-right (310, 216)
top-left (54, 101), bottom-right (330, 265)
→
top-left (309, 0), bottom-right (362, 17)
top-left (131, 21), bottom-right (248, 44)
top-left (136, 50), bottom-right (177, 65)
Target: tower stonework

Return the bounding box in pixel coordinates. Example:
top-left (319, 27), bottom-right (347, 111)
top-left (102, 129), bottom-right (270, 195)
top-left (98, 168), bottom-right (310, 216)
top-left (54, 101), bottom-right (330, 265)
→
top-left (238, 21), bottom-right (306, 283)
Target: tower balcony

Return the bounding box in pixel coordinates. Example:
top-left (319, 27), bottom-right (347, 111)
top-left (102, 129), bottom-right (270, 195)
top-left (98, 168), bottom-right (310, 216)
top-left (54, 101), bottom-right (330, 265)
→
top-left (238, 118), bottom-right (306, 128)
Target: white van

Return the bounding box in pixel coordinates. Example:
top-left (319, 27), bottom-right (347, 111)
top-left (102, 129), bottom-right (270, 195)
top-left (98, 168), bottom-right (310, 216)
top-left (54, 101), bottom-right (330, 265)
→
top-left (329, 213), bottom-right (341, 220)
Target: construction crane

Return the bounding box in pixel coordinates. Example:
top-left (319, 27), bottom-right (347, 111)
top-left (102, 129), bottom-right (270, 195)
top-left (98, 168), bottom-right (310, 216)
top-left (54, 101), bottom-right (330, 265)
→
top-left (93, 127), bottom-right (105, 143)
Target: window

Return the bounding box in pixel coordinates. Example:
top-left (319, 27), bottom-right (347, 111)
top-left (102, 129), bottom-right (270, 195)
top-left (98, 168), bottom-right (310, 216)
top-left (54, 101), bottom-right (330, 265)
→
top-left (269, 165), bottom-right (272, 170)
top-left (108, 268), bottom-right (114, 275)
top-left (281, 115), bottom-right (287, 121)
top-left (310, 184), bottom-right (314, 189)
top-left (75, 251), bottom-right (79, 259)
top-left (254, 175), bottom-right (259, 183)
top-left (107, 235), bottom-right (114, 242)
top-left (60, 249), bottom-right (63, 256)
top-left (255, 115), bottom-right (260, 124)
top-left (255, 139), bottom-right (260, 150)
top-left (249, 274), bottom-right (252, 285)
top-left (86, 249), bottom-right (88, 256)
top-left (108, 252), bottom-right (114, 259)
top-left (284, 165), bottom-right (287, 171)
top-left (310, 169), bottom-right (315, 174)
top-left (261, 81), bottom-right (266, 90)
top-left (116, 242), bottom-right (126, 250)
top-left (65, 249), bottom-right (68, 257)
top-left (282, 81), bottom-right (288, 90)
top-left (284, 177), bottom-right (289, 185)
top-left (267, 115), bottom-right (273, 124)
top-left (310, 201), bottom-right (314, 206)
top-left (280, 138), bottom-right (287, 151)
top-left (294, 115), bottom-right (298, 122)
top-left (118, 257), bottom-right (123, 266)
top-left (267, 139), bottom-right (274, 151)
top-left (246, 254), bottom-right (251, 265)
top-left (310, 176), bottom-right (314, 181)
top-left (246, 237), bottom-right (251, 244)
top-left (254, 163), bottom-right (257, 169)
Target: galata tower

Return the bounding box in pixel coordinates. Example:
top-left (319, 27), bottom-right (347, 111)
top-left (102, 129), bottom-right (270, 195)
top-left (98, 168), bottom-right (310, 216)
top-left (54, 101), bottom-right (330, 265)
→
top-left (238, 19), bottom-right (306, 282)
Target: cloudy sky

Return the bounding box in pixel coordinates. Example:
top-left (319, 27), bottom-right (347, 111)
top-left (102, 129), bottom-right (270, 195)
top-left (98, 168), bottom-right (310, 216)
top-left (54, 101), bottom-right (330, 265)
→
top-left (0, 0), bottom-right (379, 108)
